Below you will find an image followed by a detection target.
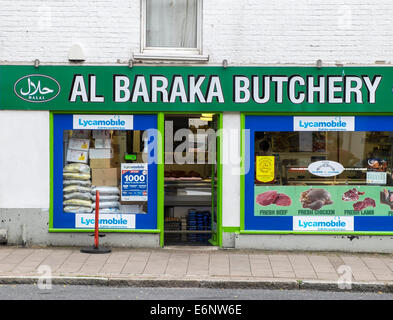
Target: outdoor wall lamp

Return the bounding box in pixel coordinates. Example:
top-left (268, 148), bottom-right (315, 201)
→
top-left (316, 59), bottom-right (322, 69)
top-left (222, 59), bottom-right (228, 69)
top-left (34, 59), bottom-right (40, 68)
top-left (68, 43), bottom-right (85, 62)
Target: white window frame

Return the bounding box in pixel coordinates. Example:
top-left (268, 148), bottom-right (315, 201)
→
top-left (133, 0), bottom-right (208, 62)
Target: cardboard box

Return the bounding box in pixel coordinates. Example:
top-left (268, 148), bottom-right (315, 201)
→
top-left (66, 149), bottom-right (89, 163)
top-left (72, 130), bottom-right (91, 139)
top-left (94, 138), bottom-right (111, 149)
top-left (93, 130), bottom-right (111, 139)
top-left (133, 131), bottom-right (141, 153)
top-left (90, 158), bottom-right (114, 169)
top-left (112, 135), bottom-right (126, 143)
top-left (112, 136), bottom-right (127, 166)
top-left (68, 138), bottom-right (90, 151)
top-left (92, 168), bottom-right (119, 186)
top-left (89, 148), bottom-right (113, 159)
top-left (133, 152), bottom-right (145, 163)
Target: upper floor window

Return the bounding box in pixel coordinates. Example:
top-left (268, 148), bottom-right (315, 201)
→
top-left (136, 0), bottom-right (208, 62)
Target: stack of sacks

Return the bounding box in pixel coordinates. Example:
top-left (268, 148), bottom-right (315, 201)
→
top-left (63, 163), bottom-right (92, 213)
top-left (91, 186), bottom-right (121, 214)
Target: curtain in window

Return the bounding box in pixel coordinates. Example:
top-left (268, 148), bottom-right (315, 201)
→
top-left (146, 0), bottom-right (198, 48)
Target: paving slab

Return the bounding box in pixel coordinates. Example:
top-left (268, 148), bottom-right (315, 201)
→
top-left (0, 246), bottom-right (392, 292)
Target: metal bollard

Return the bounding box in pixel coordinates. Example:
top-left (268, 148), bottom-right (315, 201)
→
top-left (80, 190), bottom-right (111, 254)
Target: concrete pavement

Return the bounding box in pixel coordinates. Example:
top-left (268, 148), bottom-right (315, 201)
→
top-left (0, 245), bottom-right (393, 293)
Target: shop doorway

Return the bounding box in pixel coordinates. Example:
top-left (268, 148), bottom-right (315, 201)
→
top-left (163, 114), bottom-right (220, 246)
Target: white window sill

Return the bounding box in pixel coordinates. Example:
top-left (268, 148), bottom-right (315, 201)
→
top-left (133, 52), bottom-right (209, 63)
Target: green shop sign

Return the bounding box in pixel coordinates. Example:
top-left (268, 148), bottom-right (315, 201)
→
top-left (1, 65), bottom-right (393, 112)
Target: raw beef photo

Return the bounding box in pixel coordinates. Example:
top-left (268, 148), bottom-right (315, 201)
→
top-left (342, 188), bottom-right (365, 201)
top-left (256, 190), bottom-right (291, 207)
top-left (353, 197), bottom-right (376, 211)
top-left (300, 188), bottom-right (333, 210)
top-left (256, 190), bottom-right (278, 206)
top-left (274, 193), bottom-right (292, 206)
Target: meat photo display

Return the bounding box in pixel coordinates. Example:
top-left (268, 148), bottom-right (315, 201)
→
top-left (256, 190), bottom-right (292, 207)
top-left (353, 198), bottom-right (376, 211)
top-left (300, 188), bottom-right (333, 210)
top-left (380, 188), bottom-right (393, 209)
top-left (342, 188), bottom-right (365, 201)
top-left (342, 188), bottom-right (376, 211)
top-left (255, 186), bottom-right (384, 216)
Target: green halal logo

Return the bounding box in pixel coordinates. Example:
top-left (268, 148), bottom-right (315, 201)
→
top-left (14, 74), bottom-right (60, 102)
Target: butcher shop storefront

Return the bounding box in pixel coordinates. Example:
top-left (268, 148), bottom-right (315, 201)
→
top-left (2, 64), bottom-right (393, 250)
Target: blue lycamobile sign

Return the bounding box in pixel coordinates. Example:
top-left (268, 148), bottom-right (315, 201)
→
top-left (293, 216), bottom-right (354, 231)
top-left (73, 114), bottom-right (133, 130)
top-left (293, 116), bottom-right (355, 131)
top-left (75, 214), bottom-right (135, 229)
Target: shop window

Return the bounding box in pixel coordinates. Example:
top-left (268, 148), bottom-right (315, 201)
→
top-left (244, 116), bottom-right (393, 233)
top-left (135, 0), bottom-right (208, 61)
top-left (63, 129), bottom-right (148, 216)
top-left (254, 131), bottom-right (392, 187)
top-left (51, 114), bottom-right (158, 231)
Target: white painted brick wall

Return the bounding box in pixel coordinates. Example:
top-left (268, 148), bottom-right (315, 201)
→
top-left (0, 0), bottom-right (140, 64)
top-left (0, 0), bottom-right (392, 65)
top-left (204, 0), bottom-right (393, 65)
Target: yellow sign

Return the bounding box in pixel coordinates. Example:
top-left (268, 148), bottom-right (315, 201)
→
top-left (256, 156), bottom-right (275, 183)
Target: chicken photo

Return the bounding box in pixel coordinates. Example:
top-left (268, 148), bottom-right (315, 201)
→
top-left (300, 188), bottom-right (333, 210)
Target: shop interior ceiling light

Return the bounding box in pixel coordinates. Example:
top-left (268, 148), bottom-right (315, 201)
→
top-left (200, 113), bottom-right (214, 120)
top-left (68, 43), bottom-right (85, 62)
